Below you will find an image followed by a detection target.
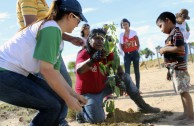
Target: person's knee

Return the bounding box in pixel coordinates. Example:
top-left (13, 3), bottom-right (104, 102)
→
top-left (83, 99), bottom-right (105, 123)
top-left (45, 100), bottom-right (62, 115)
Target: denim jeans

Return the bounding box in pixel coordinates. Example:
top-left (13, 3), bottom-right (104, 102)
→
top-left (60, 59), bottom-right (72, 88)
top-left (38, 60), bottom-right (72, 126)
top-left (123, 73), bottom-right (139, 95)
top-left (124, 50), bottom-right (140, 89)
top-left (0, 71), bottom-right (67, 126)
top-left (37, 59), bottom-right (72, 126)
top-left (58, 59), bottom-right (72, 125)
top-left (80, 74), bottom-right (138, 123)
top-left (184, 43), bottom-right (188, 63)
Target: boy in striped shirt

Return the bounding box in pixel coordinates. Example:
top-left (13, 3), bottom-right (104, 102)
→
top-left (156, 12), bottom-right (194, 125)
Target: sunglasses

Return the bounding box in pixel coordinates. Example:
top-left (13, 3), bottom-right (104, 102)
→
top-left (72, 13), bottom-right (81, 24)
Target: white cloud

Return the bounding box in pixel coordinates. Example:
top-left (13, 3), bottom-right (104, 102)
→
top-left (83, 8), bottom-right (97, 14)
top-left (99, 0), bottom-right (114, 3)
top-left (0, 12), bottom-right (9, 20)
top-left (9, 24), bottom-right (18, 29)
top-left (172, 0), bottom-right (194, 5)
top-left (135, 25), bottom-right (151, 36)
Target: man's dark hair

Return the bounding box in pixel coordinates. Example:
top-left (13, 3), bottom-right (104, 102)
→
top-left (156, 12), bottom-right (176, 24)
top-left (85, 28), bottom-right (106, 54)
top-left (120, 18), bottom-right (130, 28)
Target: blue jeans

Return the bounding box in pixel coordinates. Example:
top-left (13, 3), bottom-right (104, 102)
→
top-left (184, 43), bottom-right (188, 63)
top-left (37, 59), bottom-right (72, 126)
top-left (59, 59), bottom-right (72, 125)
top-left (0, 71), bottom-right (67, 126)
top-left (60, 59), bottom-right (72, 88)
top-left (124, 50), bottom-right (140, 89)
top-left (80, 74), bottom-right (138, 123)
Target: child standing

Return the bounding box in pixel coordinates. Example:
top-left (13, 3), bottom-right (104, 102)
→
top-left (156, 12), bottom-right (194, 125)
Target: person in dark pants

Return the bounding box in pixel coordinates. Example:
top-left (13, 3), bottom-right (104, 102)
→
top-left (0, 0), bottom-right (88, 126)
top-left (118, 18), bottom-right (141, 92)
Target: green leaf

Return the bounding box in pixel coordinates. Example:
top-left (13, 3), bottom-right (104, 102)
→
top-left (105, 100), bottom-right (115, 113)
top-left (114, 86), bottom-right (120, 97)
top-left (99, 63), bottom-right (106, 76)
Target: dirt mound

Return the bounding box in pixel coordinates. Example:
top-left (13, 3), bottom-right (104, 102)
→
top-left (106, 108), bottom-right (141, 123)
top-left (95, 108), bottom-right (174, 126)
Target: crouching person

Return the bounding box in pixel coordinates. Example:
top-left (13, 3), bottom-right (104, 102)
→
top-left (0, 0), bottom-right (88, 126)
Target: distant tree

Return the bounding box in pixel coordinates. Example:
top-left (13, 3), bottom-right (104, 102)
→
top-left (67, 61), bottom-right (76, 72)
top-left (190, 42), bottom-right (194, 46)
top-left (144, 48), bottom-right (155, 60)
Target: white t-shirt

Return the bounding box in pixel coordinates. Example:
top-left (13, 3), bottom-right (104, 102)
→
top-left (0, 20), bottom-right (63, 76)
top-left (176, 21), bottom-right (190, 43)
top-left (118, 29), bottom-right (137, 56)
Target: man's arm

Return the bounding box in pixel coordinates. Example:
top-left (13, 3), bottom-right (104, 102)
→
top-left (23, 15), bottom-right (37, 27)
top-left (76, 50), bottom-right (104, 74)
top-left (62, 33), bottom-right (84, 46)
top-left (76, 59), bottom-right (93, 74)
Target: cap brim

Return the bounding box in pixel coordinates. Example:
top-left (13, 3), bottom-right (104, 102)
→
top-left (186, 16), bottom-right (190, 20)
top-left (80, 13), bottom-right (88, 22)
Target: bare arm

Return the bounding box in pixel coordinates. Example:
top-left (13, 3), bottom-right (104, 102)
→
top-left (134, 35), bottom-right (140, 49)
top-left (76, 59), bottom-right (93, 74)
top-left (23, 15), bottom-right (37, 27)
top-left (62, 33), bottom-right (84, 46)
top-left (40, 61), bottom-right (87, 111)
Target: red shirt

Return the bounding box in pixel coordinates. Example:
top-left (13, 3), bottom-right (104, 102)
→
top-left (75, 49), bottom-right (107, 94)
top-left (122, 36), bottom-right (138, 52)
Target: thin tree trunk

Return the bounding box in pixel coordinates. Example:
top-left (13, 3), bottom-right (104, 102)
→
top-left (156, 50), bottom-right (161, 68)
top-left (188, 43), bottom-right (193, 63)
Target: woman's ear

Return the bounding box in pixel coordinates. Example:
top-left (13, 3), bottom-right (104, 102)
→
top-left (67, 13), bottom-right (73, 20)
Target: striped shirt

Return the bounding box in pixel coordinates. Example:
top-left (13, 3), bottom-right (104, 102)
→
top-left (164, 27), bottom-right (186, 70)
top-left (16, 0), bottom-right (49, 29)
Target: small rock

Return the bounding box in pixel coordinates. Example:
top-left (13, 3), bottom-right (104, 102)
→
top-left (19, 117), bottom-right (24, 122)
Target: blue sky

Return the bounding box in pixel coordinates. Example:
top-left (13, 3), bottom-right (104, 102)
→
top-left (0, 0), bottom-right (194, 65)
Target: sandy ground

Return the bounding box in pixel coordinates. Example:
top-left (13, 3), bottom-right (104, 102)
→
top-left (0, 62), bottom-right (194, 126)
top-left (69, 62), bottom-right (194, 126)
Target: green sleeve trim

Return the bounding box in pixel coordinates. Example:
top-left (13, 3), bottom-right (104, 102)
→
top-left (186, 22), bottom-right (190, 31)
top-left (0, 67), bottom-right (6, 71)
top-left (33, 26), bottom-right (62, 70)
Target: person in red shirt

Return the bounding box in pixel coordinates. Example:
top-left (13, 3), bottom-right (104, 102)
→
top-left (118, 18), bottom-right (141, 93)
top-left (75, 28), bottom-right (160, 124)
